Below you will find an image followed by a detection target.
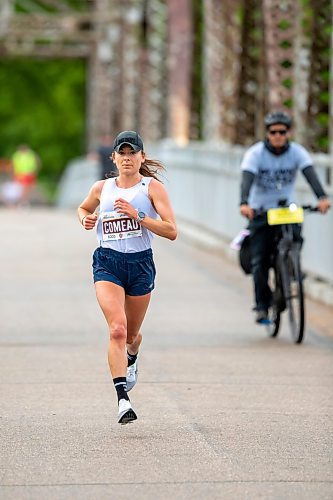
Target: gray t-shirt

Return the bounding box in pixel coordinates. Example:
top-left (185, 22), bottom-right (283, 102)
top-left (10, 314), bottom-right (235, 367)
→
top-left (240, 141), bottom-right (312, 210)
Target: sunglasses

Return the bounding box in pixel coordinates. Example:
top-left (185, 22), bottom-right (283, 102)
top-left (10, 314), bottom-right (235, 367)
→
top-left (268, 129), bottom-right (287, 136)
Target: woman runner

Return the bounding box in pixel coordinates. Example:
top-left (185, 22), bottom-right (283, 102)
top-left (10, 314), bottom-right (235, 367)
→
top-left (78, 131), bottom-right (177, 424)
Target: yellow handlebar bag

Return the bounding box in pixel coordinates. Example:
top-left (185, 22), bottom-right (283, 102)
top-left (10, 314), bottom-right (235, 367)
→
top-left (267, 207), bottom-right (304, 226)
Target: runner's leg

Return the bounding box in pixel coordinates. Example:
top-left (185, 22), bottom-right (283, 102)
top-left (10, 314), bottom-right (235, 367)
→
top-left (95, 281), bottom-right (127, 378)
top-left (125, 293), bottom-right (151, 354)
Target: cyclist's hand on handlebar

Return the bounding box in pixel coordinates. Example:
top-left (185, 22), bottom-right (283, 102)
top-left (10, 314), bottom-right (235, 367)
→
top-left (317, 197), bottom-right (331, 214)
top-left (240, 204), bottom-right (254, 220)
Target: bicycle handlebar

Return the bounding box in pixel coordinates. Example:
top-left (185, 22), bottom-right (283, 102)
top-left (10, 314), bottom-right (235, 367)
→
top-left (254, 204), bottom-right (319, 218)
top-left (301, 205), bottom-right (319, 212)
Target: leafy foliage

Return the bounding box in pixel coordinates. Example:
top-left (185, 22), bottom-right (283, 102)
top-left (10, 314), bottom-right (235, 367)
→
top-left (0, 58), bottom-right (86, 195)
top-left (14, 0), bottom-right (92, 14)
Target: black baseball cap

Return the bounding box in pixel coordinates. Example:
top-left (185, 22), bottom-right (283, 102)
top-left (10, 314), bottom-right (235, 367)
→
top-left (113, 131), bottom-right (144, 153)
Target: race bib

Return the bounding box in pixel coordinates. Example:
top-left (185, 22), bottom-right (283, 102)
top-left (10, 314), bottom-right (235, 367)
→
top-left (101, 211), bottom-right (142, 241)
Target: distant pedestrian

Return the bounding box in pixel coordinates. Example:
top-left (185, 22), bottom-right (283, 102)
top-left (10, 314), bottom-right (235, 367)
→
top-left (89, 134), bottom-right (118, 179)
top-left (11, 144), bottom-right (40, 206)
top-left (78, 130), bottom-right (177, 424)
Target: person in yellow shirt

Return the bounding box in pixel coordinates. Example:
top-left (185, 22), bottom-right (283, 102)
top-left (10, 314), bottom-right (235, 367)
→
top-left (12, 144), bottom-right (40, 206)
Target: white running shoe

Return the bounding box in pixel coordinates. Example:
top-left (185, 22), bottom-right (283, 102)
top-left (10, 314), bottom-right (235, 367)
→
top-left (126, 360), bottom-right (138, 392)
top-left (117, 399), bottom-right (137, 425)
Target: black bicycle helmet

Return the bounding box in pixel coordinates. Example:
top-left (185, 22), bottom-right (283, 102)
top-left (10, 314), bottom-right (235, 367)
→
top-left (264, 111), bottom-right (292, 129)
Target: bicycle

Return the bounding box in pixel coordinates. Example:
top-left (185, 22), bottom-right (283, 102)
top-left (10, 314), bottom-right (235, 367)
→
top-left (264, 203), bottom-right (318, 344)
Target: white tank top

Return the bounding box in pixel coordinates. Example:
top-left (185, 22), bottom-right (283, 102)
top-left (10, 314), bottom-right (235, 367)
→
top-left (96, 177), bottom-right (158, 252)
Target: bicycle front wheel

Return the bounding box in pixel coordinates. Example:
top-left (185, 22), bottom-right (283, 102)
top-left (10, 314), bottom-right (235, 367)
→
top-left (285, 250), bottom-right (304, 343)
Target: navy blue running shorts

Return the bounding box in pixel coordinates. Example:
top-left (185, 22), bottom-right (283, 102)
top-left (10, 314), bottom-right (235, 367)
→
top-left (92, 246), bottom-right (156, 296)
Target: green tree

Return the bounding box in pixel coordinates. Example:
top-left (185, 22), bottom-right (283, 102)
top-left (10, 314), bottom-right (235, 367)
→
top-left (0, 58), bottom-right (86, 199)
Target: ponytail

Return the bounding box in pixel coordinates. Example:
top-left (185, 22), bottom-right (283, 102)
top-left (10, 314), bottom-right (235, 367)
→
top-left (139, 158), bottom-right (165, 182)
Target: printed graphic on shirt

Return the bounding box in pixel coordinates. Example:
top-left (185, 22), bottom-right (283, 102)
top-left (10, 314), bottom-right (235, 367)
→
top-left (256, 167), bottom-right (297, 191)
top-left (101, 211), bottom-right (142, 241)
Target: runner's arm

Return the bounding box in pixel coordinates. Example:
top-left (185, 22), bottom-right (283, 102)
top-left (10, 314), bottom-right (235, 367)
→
top-left (143, 179), bottom-right (177, 240)
top-left (78, 180), bottom-right (104, 229)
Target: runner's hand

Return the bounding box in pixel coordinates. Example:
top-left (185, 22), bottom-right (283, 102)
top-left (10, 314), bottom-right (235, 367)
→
top-left (82, 213), bottom-right (98, 230)
top-left (114, 198), bottom-right (137, 219)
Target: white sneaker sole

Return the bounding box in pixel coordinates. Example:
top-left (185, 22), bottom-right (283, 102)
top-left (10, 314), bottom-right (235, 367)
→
top-left (118, 407), bottom-right (138, 425)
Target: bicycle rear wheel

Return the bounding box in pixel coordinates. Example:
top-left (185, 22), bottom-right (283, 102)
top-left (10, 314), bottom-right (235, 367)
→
top-left (266, 267), bottom-right (281, 338)
top-left (285, 250), bottom-right (304, 343)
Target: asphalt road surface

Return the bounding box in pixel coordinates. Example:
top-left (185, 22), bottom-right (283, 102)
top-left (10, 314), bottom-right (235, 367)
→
top-left (1, 208), bottom-right (332, 500)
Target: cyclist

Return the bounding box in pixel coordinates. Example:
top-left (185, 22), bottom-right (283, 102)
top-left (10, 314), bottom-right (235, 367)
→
top-left (239, 111), bottom-right (331, 324)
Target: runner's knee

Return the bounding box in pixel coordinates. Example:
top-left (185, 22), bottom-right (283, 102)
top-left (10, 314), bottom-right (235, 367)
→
top-left (110, 322), bottom-right (127, 343)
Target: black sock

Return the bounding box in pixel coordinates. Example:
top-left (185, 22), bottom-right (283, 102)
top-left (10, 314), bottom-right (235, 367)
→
top-left (113, 377), bottom-right (129, 402)
top-left (127, 351), bottom-right (138, 367)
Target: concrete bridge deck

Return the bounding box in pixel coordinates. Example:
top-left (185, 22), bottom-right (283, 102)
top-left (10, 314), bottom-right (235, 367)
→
top-left (0, 208), bottom-right (332, 500)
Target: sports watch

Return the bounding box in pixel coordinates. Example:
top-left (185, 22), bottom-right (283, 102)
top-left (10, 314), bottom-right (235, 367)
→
top-left (136, 211), bottom-right (146, 223)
